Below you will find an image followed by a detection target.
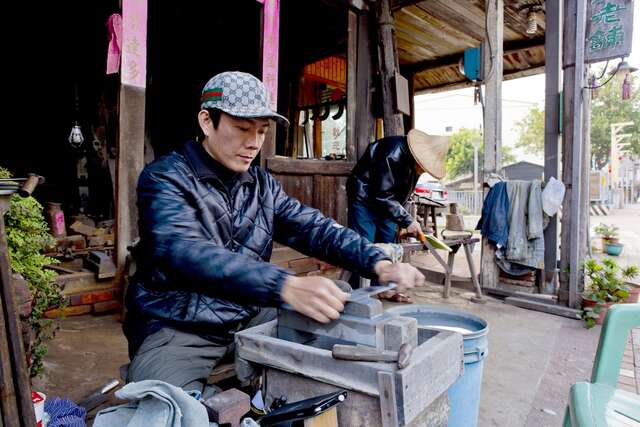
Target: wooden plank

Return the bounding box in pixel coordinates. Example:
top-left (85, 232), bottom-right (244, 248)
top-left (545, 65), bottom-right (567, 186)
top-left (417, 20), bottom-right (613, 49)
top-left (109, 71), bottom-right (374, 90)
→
top-left (543, 0), bottom-right (562, 289)
top-left (504, 297), bottom-right (583, 320)
top-left (347, 10), bottom-right (358, 162)
top-left (393, 330), bottom-right (462, 424)
top-left (260, 122), bottom-right (277, 169)
top-left (378, 371), bottom-right (399, 427)
top-left (355, 10), bottom-right (374, 160)
top-left (0, 200), bottom-right (36, 426)
top-left (479, 0), bottom-right (503, 292)
top-left (267, 157), bottom-right (355, 175)
top-left (336, 176), bottom-right (348, 226)
top-left (304, 407), bottom-right (338, 427)
top-left (376, 0), bottom-right (405, 136)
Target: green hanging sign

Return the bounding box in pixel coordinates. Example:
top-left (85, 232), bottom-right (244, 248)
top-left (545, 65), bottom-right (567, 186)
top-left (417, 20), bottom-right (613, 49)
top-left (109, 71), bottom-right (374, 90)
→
top-left (586, 0), bottom-right (634, 63)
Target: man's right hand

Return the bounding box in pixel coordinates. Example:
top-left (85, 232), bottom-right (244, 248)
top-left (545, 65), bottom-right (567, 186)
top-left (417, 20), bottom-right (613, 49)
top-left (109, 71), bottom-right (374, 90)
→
top-left (281, 276), bottom-right (349, 323)
top-left (406, 220), bottom-right (422, 236)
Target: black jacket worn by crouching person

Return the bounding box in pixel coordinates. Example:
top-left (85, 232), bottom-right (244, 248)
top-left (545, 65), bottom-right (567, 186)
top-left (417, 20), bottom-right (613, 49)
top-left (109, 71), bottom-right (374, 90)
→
top-left (346, 136), bottom-right (418, 228)
top-left (123, 140), bottom-right (390, 357)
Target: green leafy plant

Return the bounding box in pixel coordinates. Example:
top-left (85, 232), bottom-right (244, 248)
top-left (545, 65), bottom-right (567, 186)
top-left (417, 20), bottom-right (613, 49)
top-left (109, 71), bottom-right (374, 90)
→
top-left (582, 258), bottom-right (638, 328)
top-left (594, 223), bottom-right (619, 241)
top-left (0, 167), bottom-right (65, 377)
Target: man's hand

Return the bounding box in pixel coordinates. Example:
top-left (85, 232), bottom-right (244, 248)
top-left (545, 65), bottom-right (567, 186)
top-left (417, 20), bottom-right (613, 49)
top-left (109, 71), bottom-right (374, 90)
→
top-left (374, 260), bottom-right (425, 291)
top-left (406, 220), bottom-right (422, 236)
top-left (281, 276), bottom-right (349, 323)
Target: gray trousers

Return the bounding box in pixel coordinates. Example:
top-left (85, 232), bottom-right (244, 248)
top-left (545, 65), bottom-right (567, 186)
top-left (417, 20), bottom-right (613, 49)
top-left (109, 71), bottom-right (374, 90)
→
top-left (126, 308), bottom-right (276, 395)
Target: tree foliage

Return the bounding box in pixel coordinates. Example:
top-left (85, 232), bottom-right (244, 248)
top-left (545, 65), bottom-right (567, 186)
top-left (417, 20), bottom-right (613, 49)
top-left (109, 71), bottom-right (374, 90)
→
top-left (514, 106), bottom-right (545, 155)
top-left (591, 73), bottom-right (640, 168)
top-left (0, 166), bottom-right (64, 377)
top-left (445, 128), bottom-right (516, 179)
top-left (513, 73), bottom-right (640, 169)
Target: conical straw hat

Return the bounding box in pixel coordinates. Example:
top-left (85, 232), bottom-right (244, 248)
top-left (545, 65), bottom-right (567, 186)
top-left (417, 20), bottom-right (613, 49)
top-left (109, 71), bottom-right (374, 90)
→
top-left (407, 129), bottom-right (450, 180)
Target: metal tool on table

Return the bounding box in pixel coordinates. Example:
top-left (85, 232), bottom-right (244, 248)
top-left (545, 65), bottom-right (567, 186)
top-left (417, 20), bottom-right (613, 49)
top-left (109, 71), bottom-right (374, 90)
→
top-left (347, 283), bottom-right (397, 301)
top-left (77, 379), bottom-right (120, 412)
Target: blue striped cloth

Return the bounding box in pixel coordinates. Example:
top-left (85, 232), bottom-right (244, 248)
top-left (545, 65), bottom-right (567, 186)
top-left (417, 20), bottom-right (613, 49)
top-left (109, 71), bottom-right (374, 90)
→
top-left (44, 397), bottom-right (86, 427)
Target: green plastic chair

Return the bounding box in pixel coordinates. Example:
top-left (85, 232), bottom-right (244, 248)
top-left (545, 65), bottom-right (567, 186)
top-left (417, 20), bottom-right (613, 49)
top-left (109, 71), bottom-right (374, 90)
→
top-left (563, 303), bottom-right (640, 426)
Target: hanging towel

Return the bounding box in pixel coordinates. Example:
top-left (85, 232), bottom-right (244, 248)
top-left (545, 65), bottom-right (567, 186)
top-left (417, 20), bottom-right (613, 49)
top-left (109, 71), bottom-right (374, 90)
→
top-left (106, 13), bottom-right (123, 74)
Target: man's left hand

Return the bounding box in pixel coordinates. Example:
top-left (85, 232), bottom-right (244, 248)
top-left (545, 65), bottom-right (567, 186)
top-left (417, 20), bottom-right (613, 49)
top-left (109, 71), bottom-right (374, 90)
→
top-left (374, 260), bottom-right (425, 291)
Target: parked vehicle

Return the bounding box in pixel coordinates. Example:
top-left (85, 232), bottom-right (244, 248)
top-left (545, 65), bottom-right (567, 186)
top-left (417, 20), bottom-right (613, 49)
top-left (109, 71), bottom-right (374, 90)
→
top-left (414, 174), bottom-right (449, 203)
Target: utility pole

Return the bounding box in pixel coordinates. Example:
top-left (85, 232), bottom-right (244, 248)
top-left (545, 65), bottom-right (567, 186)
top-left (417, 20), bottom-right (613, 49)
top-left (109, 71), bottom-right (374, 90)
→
top-left (610, 122), bottom-right (633, 208)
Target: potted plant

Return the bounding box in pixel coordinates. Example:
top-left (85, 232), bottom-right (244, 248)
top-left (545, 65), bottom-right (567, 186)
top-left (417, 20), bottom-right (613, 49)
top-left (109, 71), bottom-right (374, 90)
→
top-left (581, 258), bottom-right (637, 328)
top-left (593, 223), bottom-right (623, 256)
top-left (0, 167), bottom-right (65, 377)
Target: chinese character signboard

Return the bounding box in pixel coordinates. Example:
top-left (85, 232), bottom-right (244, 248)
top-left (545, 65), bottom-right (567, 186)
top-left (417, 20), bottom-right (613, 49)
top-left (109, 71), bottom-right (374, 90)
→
top-left (122, 0), bottom-right (147, 88)
top-left (586, 0), bottom-right (634, 63)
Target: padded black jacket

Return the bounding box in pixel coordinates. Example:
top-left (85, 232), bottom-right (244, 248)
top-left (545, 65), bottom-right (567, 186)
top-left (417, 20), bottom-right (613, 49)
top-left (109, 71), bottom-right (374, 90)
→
top-left (123, 140), bottom-right (389, 355)
top-left (346, 136), bottom-right (418, 228)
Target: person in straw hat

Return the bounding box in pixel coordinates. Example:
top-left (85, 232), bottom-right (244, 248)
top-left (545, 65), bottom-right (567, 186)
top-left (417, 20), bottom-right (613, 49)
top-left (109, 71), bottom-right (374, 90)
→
top-left (346, 129), bottom-right (450, 298)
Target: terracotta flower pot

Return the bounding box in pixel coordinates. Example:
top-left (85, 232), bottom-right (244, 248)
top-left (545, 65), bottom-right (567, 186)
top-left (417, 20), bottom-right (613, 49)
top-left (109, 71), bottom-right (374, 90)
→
top-left (625, 282), bottom-right (640, 303)
top-left (582, 298), bottom-right (613, 325)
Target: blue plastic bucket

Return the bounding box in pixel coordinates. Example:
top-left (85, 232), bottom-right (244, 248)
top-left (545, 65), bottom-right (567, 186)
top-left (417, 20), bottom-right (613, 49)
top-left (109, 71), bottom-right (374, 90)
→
top-left (387, 305), bottom-right (489, 427)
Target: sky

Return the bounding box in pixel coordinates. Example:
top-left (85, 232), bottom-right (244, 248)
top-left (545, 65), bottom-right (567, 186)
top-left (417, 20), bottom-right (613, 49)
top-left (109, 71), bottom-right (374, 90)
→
top-left (414, 1), bottom-right (640, 166)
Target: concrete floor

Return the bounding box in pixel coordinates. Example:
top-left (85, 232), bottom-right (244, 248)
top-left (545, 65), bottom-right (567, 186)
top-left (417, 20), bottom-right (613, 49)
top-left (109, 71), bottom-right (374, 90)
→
top-left (33, 208), bottom-right (639, 426)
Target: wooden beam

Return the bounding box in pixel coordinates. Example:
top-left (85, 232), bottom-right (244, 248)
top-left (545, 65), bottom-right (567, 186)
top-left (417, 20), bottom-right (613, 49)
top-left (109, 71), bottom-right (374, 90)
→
top-left (559, 0), bottom-right (587, 308)
top-left (543, 0), bottom-right (562, 290)
top-left (403, 37), bottom-right (545, 75)
top-left (504, 297), bottom-right (583, 320)
top-left (267, 157), bottom-right (355, 175)
top-left (415, 65), bottom-right (544, 95)
top-left (391, 0), bottom-right (425, 12)
top-left (479, 0), bottom-right (503, 292)
top-left (355, 9), bottom-right (375, 159)
top-left (347, 10), bottom-right (358, 161)
top-left (376, 0), bottom-right (405, 136)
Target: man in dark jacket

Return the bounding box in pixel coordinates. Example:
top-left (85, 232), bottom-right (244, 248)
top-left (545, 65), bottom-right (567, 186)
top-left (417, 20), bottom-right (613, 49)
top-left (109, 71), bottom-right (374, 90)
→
top-left (123, 71), bottom-right (424, 394)
top-left (346, 130), bottom-right (450, 293)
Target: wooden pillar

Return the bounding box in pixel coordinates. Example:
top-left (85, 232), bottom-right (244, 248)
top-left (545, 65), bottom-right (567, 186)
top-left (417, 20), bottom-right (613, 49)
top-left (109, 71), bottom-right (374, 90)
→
top-left (375, 0), bottom-right (404, 137)
top-left (116, 0), bottom-right (147, 270)
top-left (559, 0), bottom-right (587, 308)
top-left (579, 73), bottom-right (591, 293)
top-left (479, 0), bottom-right (503, 291)
top-left (258, 0), bottom-right (280, 167)
top-left (0, 198), bottom-right (36, 426)
top-left (347, 9), bottom-right (358, 161)
top-left (542, 0), bottom-right (562, 293)
top-left (355, 9), bottom-right (375, 159)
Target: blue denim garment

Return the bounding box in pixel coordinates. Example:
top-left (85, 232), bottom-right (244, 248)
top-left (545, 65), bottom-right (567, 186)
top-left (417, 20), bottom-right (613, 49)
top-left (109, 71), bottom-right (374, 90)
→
top-left (476, 181), bottom-right (509, 248)
top-left (348, 199), bottom-right (398, 244)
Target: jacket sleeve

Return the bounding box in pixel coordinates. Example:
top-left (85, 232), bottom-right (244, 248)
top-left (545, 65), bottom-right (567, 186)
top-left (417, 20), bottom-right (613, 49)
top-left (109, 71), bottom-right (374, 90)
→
top-left (270, 175), bottom-right (391, 279)
top-left (137, 168), bottom-right (290, 308)
top-left (369, 149), bottom-right (415, 228)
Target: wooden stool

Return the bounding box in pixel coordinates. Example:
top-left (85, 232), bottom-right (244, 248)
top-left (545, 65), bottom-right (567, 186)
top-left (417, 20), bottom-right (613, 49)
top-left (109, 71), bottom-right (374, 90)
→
top-left (441, 236), bottom-right (485, 303)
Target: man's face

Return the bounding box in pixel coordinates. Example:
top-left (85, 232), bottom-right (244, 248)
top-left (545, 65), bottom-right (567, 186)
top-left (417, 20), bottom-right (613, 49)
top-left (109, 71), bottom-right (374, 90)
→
top-left (199, 111), bottom-right (270, 173)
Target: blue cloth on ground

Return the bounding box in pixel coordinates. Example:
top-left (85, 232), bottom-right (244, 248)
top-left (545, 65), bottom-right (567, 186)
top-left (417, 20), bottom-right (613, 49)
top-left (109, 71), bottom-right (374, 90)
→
top-left (44, 397), bottom-right (86, 427)
top-left (93, 380), bottom-right (211, 427)
top-left (476, 181), bottom-right (509, 248)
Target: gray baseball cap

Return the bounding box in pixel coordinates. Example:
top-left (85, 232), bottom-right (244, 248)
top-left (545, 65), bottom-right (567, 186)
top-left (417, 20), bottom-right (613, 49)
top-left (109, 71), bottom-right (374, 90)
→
top-left (200, 71), bottom-right (289, 127)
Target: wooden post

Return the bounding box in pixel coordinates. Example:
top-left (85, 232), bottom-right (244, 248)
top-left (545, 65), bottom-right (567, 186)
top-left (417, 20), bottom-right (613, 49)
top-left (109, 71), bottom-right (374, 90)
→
top-left (347, 9), bottom-right (358, 161)
top-left (0, 198), bottom-right (36, 426)
top-left (542, 0), bottom-right (562, 293)
top-left (116, 0), bottom-right (148, 271)
top-left (580, 72), bottom-right (592, 293)
top-left (479, 0), bottom-right (503, 291)
top-left (355, 9), bottom-right (374, 159)
top-left (375, 0), bottom-right (404, 137)
top-left (259, 0), bottom-right (280, 168)
top-left (559, 0), bottom-right (587, 308)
